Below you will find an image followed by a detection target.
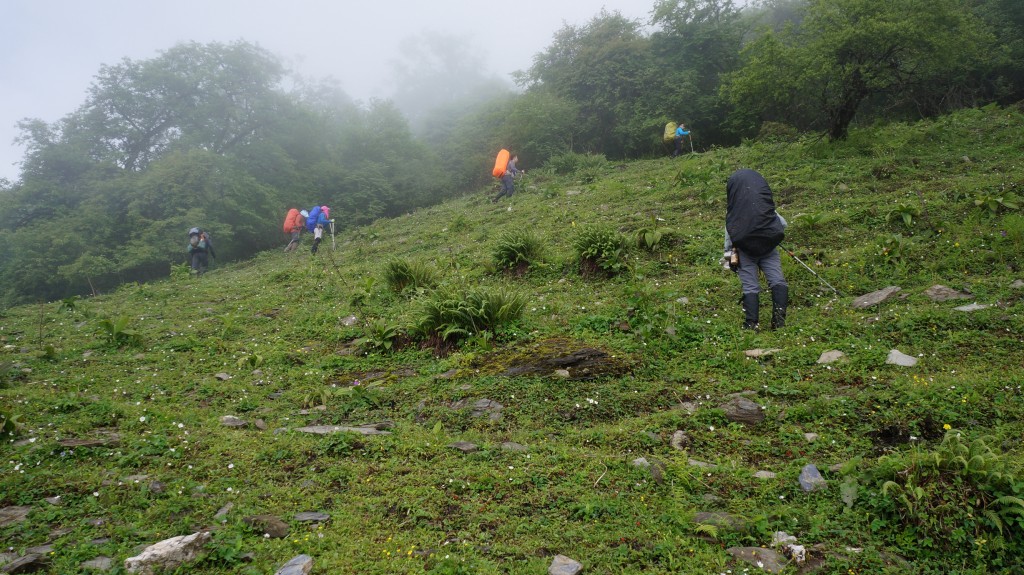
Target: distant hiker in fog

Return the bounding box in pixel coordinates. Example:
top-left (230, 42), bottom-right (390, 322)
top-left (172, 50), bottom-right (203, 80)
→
top-left (492, 153), bottom-right (521, 203)
top-left (673, 122), bottom-right (691, 157)
top-left (311, 224), bottom-right (323, 254)
top-left (187, 227), bottom-right (215, 276)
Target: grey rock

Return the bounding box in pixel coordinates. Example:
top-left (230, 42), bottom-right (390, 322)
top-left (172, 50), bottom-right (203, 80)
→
top-left (0, 553), bottom-right (16, 567)
top-left (727, 546), bottom-right (787, 573)
top-left (148, 481), bottom-right (165, 494)
top-left (798, 464), bottom-right (827, 492)
top-left (886, 349), bottom-right (918, 367)
top-left (268, 392), bottom-right (283, 399)
top-left (693, 511), bottom-right (745, 530)
top-left (553, 369), bottom-right (571, 378)
top-left (449, 441), bottom-right (478, 454)
top-left (817, 350), bottom-right (846, 364)
top-left (1011, 279), bottom-right (1024, 289)
top-left (688, 459), bottom-right (717, 469)
top-left (219, 416), bottom-right (247, 428)
top-left (676, 297), bottom-right (689, 304)
top-left (80, 556), bottom-right (113, 571)
top-left (24, 544), bottom-right (52, 555)
top-left (500, 442), bottom-right (528, 452)
top-left (852, 286), bottom-right (901, 309)
top-left (57, 431), bottom-right (121, 448)
top-left (753, 470), bottom-right (777, 479)
top-left (124, 531), bottom-right (211, 574)
top-left (43, 497), bottom-right (61, 506)
top-left (294, 512), bottom-right (329, 522)
top-left (804, 433), bottom-right (819, 443)
top-left (745, 348), bottom-right (781, 358)
top-left (674, 402), bottom-right (698, 415)
top-left (243, 515), bottom-right (289, 538)
top-left (0, 506), bottom-right (31, 527)
top-left (772, 531), bottom-right (798, 546)
top-left (548, 554), bottom-right (583, 575)
top-left (274, 554), bottom-right (313, 575)
top-left (632, 457), bottom-right (651, 469)
top-left (214, 502), bottom-right (234, 519)
top-left (341, 315), bottom-right (359, 326)
top-left (923, 285), bottom-right (970, 302)
top-left (470, 399), bottom-right (504, 421)
top-left (214, 373), bottom-right (232, 381)
top-left (254, 419), bottom-right (268, 431)
top-left (1, 553), bottom-right (48, 573)
top-left (670, 430), bottom-right (690, 451)
top-left (953, 302), bottom-right (991, 312)
top-left (293, 425), bottom-right (391, 435)
top-left (721, 396), bottom-right (765, 425)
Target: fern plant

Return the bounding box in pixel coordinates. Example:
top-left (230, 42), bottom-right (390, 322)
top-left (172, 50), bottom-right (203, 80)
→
top-left (573, 225), bottom-right (629, 277)
top-left (413, 286), bottom-right (526, 347)
top-left (355, 319), bottom-right (404, 354)
top-left (492, 229), bottom-right (544, 273)
top-left (383, 259), bottom-right (438, 294)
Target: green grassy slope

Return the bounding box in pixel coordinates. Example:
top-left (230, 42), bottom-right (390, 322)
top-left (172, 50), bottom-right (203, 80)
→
top-left (2, 105), bottom-right (1023, 574)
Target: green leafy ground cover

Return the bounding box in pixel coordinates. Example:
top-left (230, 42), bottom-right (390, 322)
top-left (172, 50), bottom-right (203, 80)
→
top-left (2, 105), bottom-right (1023, 574)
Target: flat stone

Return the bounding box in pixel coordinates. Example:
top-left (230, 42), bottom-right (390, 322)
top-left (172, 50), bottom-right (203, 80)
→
top-left (57, 431), bottom-right (121, 448)
top-left (753, 470), bottom-right (777, 479)
top-left (81, 556), bottom-right (114, 571)
top-left (297, 405), bottom-right (327, 415)
top-left (0, 505), bottom-right (31, 527)
top-left (1, 553), bottom-right (49, 573)
top-left (553, 369), bottom-right (570, 378)
top-left (341, 315), bottom-right (359, 326)
top-left (886, 349), bottom-right (918, 367)
top-left (804, 433), bottom-right (819, 443)
top-left (470, 399), bottom-right (503, 420)
top-left (953, 302), bottom-right (991, 312)
top-left (243, 515), bottom-right (289, 538)
top-left (798, 464), bottom-right (827, 492)
top-left (449, 441), bottom-right (478, 454)
top-left (670, 430), bottom-right (689, 451)
top-left (274, 554), bottom-right (313, 575)
top-left (500, 442), bottom-right (528, 452)
top-left (25, 544), bottom-right (53, 555)
top-left (923, 285), bottom-right (970, 302)
top-left (1011, 279), bottom-right (1024, 289)
top-left (214, 502), bottom-right (234, 519)
top-left (293, 425), bottom-right (391, 436)
top-left (219, 416), bottom-right (247, 428)
top-left (721, 396), bottom-right (765, 425)
top-left (214, 373), bottom-right (232, 381)
top-left (293, 512), bottom-right (329, 522)
top-left (688, 459), bottom-right (717, 469)
top-left (745, 348), bottom-right (781, 358)
top-left (632, 457), bottom-right (651, 469)
top-left (254, 419), bottom-right (268, 431)
top-left (548, 554), bottom-right (583, 575)
top-left (817, 350), bottom-right (846, 364)
top-left (674, 402), bottom-right (697, 415)
top-left (727, 547), bottom-right (787, 574)
top-left (693, 511), bottom-right (745, 530)
top-left (852, 286), bottom-right (901, 309)
top-left (43, 497), bottom-right (61, 506)
top-left (124, 531), bottom-right (211, 574)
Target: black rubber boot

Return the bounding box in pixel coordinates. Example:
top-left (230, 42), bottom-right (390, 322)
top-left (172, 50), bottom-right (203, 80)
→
top-left (771, 284), bottom-right (789, 330)
top-left (741, 292), bottom-right (760, 330)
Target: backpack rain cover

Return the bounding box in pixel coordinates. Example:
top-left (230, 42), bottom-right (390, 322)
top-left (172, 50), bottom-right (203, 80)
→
top-left (725, 169), bottom-right (785, 257)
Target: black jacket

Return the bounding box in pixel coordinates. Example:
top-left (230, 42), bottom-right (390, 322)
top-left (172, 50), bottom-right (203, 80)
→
top-left (725, 169), bottom-right (785, 257)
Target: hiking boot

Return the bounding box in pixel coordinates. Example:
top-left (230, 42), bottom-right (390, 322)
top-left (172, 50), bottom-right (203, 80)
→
top-left (742, 292), bottom-right (760, 330)
top-left (771, 284), bottom-right (789, 329)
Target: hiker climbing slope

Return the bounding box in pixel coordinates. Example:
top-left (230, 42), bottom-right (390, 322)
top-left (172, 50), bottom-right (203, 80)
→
top-left (187, 227), bottom-right (215, 276)
top-left (723, 169), bottom-right (788, 329)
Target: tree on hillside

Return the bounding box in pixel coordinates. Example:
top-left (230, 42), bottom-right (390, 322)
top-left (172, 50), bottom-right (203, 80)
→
top-left (518, 10), bottom-right (657, 157)
top-left (724, 0), bottom-right (994, 140)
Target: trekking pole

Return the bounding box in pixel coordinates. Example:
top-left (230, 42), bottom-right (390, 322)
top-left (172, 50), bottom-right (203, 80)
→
top-left (688, 133), bottom-right (695, 154)
top-left (779, 244), bottom-right (840, 296)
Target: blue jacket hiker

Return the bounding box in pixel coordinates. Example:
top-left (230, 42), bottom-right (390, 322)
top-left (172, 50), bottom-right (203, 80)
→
top-left (673, 123), bottom-right (691, 157)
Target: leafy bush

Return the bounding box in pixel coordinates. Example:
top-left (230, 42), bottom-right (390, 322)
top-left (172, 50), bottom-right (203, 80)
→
top-left (974, 191), bottom-right (1019, 216)
top-left (543, 152), bottom-right (607, 175)
top-left (97, 315), bottom-right (142, 347)
top-left (383, 259), bottom-right (438, 294)
top-left (634, 215), bottom-right (673, 252)
top-left (573, 225), bottom-right (630, 277)
top-left (1, 410), bottom-right (22, 440)
top-left (861, 430), bottom-right (1024, 566)
top-left (355, 319), bottom-right (404, 354)
top-left (492, 229), bottom-right (544, 273)
top-left (413, 286), bottom-right (526, 347)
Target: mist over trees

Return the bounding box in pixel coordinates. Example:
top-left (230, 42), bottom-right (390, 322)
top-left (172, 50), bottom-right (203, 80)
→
top-left (1, 0), bottom-right (1021, 306)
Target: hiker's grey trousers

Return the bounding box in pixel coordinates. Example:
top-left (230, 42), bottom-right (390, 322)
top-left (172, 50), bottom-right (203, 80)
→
top-left (737, 248), bottom-right (787, 294)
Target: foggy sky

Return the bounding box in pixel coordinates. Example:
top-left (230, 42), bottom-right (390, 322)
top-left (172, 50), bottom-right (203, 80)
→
top-left (0, 0), bottom-right (653, 183)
